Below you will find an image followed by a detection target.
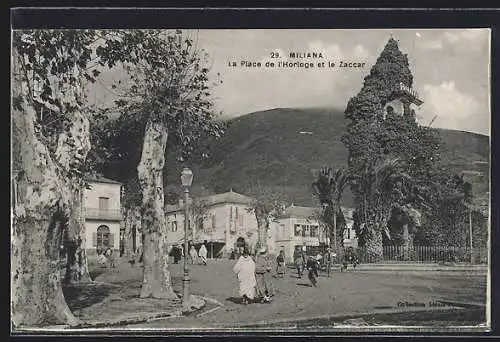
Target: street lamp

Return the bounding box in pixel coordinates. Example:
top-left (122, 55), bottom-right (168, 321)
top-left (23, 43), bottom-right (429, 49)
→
top-left (181, 167), bottom-right (193, 309)
top-left (322, 202), bottom-right (331, 277)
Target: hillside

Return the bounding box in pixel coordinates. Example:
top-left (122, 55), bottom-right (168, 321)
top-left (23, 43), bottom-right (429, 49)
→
top-left (164, 107), bottom-right (490, 207)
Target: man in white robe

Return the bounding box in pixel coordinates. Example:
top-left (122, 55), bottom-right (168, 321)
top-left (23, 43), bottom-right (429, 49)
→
top-left (233, 249), bottom-right (256, 305)
top-left (198, 243), bottom-right (208, 265)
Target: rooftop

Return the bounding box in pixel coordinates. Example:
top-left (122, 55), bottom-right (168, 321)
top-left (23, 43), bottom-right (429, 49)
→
top-left (165, 189), bottom-right (254, 213)
top-left (86, 175), bottom-right (122, 185)
top-left (280, 205), bottom-right (354, 220)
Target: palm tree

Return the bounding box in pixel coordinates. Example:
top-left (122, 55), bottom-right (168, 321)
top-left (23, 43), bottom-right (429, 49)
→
top-left (352, 157), bottom-right (409, 261)
top-left (312, 167), bottom-right (350, 253)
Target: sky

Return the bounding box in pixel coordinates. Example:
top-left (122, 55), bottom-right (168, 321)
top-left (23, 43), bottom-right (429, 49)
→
top-left (89, 29), bottom-right (490, 136)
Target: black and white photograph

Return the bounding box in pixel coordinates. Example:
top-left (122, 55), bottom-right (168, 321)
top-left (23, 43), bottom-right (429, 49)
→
top-left (11, 26), bottom-right (491, 333)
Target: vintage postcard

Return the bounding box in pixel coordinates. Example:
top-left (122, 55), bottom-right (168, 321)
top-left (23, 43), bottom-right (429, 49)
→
top-left (11, 27), bottom-right (490, 334)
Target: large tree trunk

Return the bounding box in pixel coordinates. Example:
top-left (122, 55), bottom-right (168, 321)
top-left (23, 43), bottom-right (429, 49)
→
top-left (256, 215), bottom-right (266, 251)
top-left (364, 215), bottom-right (384, 263)
top-left (11, 103), bottom-right (79, 327)
top-left (401, 223), bottom-right (415, 261)
top-left (64, 187), bottom-right (92, 284)
top-left (137, 120), bottom-right (178, 300)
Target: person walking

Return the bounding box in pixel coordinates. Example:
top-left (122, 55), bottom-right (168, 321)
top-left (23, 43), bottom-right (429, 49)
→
top-left (198, 242), bottom-right (208, 266)
top-left (255, 247), bottom-right (274, 303)
top-left (306, 255), bottom-right (320, 287)
top-left (294, 250), bottom-right (305, 278)
top-left (233, 248), bottom-right (257, 305)
top-left (189, 245), bottom-right (198, 265)
top-left (105, 247), bottom-right (115, 269)
top-left (173, 244), bottom-right (182, 264)
top-left (276, 250), bottom-right (286, 278)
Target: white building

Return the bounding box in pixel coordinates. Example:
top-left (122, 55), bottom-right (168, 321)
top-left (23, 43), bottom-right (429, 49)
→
top-left (162, 189), bottom-right (358, 261)
top-left (383, 82), bottom-right (423, 119)
top-left (271, 205), bottom-right (357, 262)
top-left (165, 190), bottom-right (259, 258)
top-left (83, 176), bottom-right (122, 255)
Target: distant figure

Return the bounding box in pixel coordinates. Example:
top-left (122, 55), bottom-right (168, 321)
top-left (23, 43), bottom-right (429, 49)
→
top-left (255, 247), bottom-right (274, 303)
top-left (230, 248), bottom-right (236, 260)
top-left (198, 243), bottom-right (208, 265)
top-left (105, 247), bottom-right (115, 268)
top-left (342, 246), bottom-right (359, 272)
top-left (233, 248), bottom-right (257, 305)
top-left (173, 245), bottom-right (182, 264)
top-left (133, 245), bottom-right (144, 264)
top-left (294, 251), bottom-right (305, 278)
top-left (97, 253), bottom-right (108, 267)
top-left (306, 255), bottom-right (320, 287)
top-left (276, 250), bottom-right (286, 278)
top-left (189, 245), bottom-right (198, 265)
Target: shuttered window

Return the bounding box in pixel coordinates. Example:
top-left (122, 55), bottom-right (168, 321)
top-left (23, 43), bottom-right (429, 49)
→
top-left (98, 197), bottom-right (109, 211)
top-left (96, 225), bottom-right (111, 250)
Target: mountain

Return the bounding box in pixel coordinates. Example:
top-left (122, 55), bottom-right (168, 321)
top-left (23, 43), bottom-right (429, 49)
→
top-left (164, 107), bottom-right (490, 208)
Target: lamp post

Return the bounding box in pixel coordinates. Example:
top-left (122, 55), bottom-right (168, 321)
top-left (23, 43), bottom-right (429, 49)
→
top-left (469, 207), bottom-right (473, 264)
top-left (181, 167), bottom-right (193, 308)
top-left (322, 202), bottom-right (331, 277)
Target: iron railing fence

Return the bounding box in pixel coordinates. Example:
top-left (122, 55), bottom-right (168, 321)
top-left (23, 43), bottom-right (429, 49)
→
top-left (355, 245), bottom-right (488, 264)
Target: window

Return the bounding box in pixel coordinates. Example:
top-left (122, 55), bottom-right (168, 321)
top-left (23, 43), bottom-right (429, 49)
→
top-left (294, 224), bottom-right (302, 236)
top-left (229, 207), bottom-right (236, 232)
top-left (347, 228), bottom-right (351, 239)
top-left (197, 217), bottom-right (204, 231)
top-left (238, 208), bottom-right (244, 227)
top-left (310, 226), bottom-right (318, 238)
top-left (98, 197), bottom-right (109, 211)
top-left (303, 225), bottom-right (310, 237)
top-left (171, 221), bottom-right (178, 232)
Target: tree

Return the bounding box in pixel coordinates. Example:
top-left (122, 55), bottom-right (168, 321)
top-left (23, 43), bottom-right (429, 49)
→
top-left (189, 198), bottom-right (210, 243)
top-left (246, 183), bottom-right (287, 252)
top-left (97, 30), bottom-right (224, 300)
top-left (121, 177), bottom-right (143, 258)
top-left (311, 167), bottom-right (350, 252)
top-left (351, 157), bottom-right (409, 260)
top-left (11, 30), bottom-right (100, 327)
top-left (342, 38), bottom-right (448, 258)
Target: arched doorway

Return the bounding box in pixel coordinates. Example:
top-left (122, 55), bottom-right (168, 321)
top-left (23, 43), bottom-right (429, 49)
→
top-left (96, 225), bottom-right (111, 254)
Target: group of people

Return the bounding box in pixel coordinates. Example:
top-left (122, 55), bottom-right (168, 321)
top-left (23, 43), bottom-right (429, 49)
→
top-left (294, 249), bottom-right (322, 287)
top-left (232, 247), bottom-right (322, 305)
top-left (232, 247), bottom-right (274, 305)
top-left (232, 244), bottom-right (360, 304)
top-left (97, 247), bottom-right (116, 269)
top-left (171, 243), bottom-right (209, 266)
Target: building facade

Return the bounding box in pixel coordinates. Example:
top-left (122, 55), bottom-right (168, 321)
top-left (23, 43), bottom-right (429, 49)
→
top-left (165, 190), bottom-right (259, 258)
top-left (271, 205), bottom-right (357, 262)
top-left (83, 176), bottom-right (122, 255)
top-left (163, 189), bottom-right (358, 261)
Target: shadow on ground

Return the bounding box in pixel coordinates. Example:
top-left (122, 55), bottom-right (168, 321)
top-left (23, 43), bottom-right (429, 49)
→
top-left (226, 297), bottom-right (244, 304)
top-left (296, 283), bottom-right (313, 287)
top-left (63, 283), bottom-right (113, 311)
